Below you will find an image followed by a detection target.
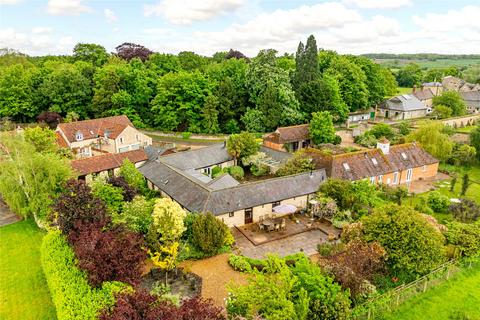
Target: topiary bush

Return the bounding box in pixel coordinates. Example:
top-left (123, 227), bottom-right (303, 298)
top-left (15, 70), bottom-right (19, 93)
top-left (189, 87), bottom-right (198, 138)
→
top-left (227, 165), bottom-right (244, 180)
top-left (191, 212), bottom-right (231, 256)
top-left (41, 230), bottom-right (126, 320)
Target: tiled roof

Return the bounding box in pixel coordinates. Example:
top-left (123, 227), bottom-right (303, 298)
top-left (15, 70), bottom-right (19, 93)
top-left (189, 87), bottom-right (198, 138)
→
top-left (308, 143), bottom-right (438, 180)
top-left (380, 94), bottom-right (426, 112)
top-left (461, 91), bottom-right (480, 101)
top-left (160, 143), bottom-right (232, 170)
top-left (264, 124), bottom-right (310, 144)
top-left (55, 132), bottom-right (68, 148)
top-left (413, 88), bottom-right (434, 101)
top-left (57, 115), bottom-right (133, 143)
top-left (71, 149), bottom-right (147, 176)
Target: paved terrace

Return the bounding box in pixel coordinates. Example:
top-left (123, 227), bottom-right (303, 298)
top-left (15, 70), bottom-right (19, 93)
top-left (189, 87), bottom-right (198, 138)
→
top-left (0, 197), bottom-right (20, 227)
top-left (232, 215), bottom-right (340, 259)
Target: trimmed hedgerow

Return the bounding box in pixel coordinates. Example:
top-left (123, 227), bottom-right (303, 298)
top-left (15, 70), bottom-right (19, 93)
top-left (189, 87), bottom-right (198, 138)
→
top-left (41, 230), bottom-right (126, 320)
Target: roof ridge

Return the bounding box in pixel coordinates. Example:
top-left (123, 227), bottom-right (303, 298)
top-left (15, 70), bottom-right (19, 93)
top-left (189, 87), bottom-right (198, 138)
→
top-left (158, 161), bottom-right (214, 192)
top-left (277, 123), bottom-right (309, 130)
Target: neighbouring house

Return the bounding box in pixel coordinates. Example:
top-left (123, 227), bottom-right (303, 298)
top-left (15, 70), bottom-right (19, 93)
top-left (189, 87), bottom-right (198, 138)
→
top-left (72, 149), bottom-right (148, 183)
top-left (442, 76), bottom-right (480, 93)
top-left (346, 108), bottom-right (375, 126)
top-left (421, 82), bottom-right (443, 96)
top-left (460, 91), bottom-right (480, 114)
top-left (413, 86), bottom-right (435, 108)
top-left (263, 124), bottom-right (310, 152)
top-left (307, 139), bottom-right (439, 189)
top-left (139, 143), bottom-right (327, 227)
top-left (377, 94), bottom-right (428, 120)
top-left (56, 115), bottom-right (152, 159)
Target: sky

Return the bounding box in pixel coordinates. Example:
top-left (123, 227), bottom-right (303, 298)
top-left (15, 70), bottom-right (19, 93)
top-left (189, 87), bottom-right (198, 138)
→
top-left (1, 0), bottom-right (480, 57)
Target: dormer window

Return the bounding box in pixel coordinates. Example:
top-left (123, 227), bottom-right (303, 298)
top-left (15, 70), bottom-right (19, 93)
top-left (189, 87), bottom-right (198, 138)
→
top-left (401, 152), bottom-right (408, 160)
top-left (119, 137), bottom-right (123, 144)
top-left (371, 158), bottom-right (378, 166)
top-left (343, 163), bottom-right (350, 171)
top-left (75, 131), bottom-right (83, 141)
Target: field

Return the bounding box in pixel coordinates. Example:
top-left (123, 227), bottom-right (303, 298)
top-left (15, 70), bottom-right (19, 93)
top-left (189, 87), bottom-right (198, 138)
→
top-left (384, 262), bottom-right (480, 320)
top-left (0, 220), bottom-right (56, 320)
top-left (375, 58), bottom-right (480, 69)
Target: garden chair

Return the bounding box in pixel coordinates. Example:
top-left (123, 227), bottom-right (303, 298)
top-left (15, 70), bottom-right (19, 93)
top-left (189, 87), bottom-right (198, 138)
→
top-left (258, 222), bottom-right (265, 231)
top-left (280, 219), bottom-right (286, 230)
top-left (274, 223), bottom-right (280, 231)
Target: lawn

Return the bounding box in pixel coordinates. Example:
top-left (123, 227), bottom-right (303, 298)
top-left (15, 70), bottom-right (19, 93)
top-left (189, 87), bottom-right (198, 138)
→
top-left (396, 87), bottom-right (412, 95)
top-left (0, 220), bottom-right (56, 320)
top-left (384, 262), bottom-right (480, 320)
top-left (455, 125), bottom-right (476, 133)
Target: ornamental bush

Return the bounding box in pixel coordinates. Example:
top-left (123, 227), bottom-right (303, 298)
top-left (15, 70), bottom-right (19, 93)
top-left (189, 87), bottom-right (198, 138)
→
top-left (227, 165), bottom-right (244, 180)
top-left (445, 222), bottom-right (480, 257)
top-left (41, 231), bottom-right (125, 320)
top-left (52, 179), bottom-right (109, 236)
top-left (91, 178), bottom-right (125, 213)
top-left (71, 224), bottom-right (147, 287)
top-left (427, 191), bottom-right (450, 213)
top-left (191, 212), bottom-right (231, 256)
top-left (107, 176), bottom-right (138, 201)
top-left (112, 196), bottom-right (154, 234)
top-left (362, 205), bottom-right (446, 277)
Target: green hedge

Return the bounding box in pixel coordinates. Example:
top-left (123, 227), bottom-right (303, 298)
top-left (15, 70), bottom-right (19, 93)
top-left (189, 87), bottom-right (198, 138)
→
top-left (41, 231), bottom-right (126, 320)
top-left (228, 253), bottom-right (308, 273)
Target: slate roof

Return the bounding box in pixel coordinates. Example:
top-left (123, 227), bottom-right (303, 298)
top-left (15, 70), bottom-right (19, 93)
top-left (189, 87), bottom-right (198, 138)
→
top-left (413, 88), bottom-right (434, 101)
top-left (206, 173), bottom-right (240, 190)
top-left (71, 149), bottom-right (148, 176)
top-left (308, 143), bottom-right (438, 181)
top-left (461, 90), bottom-right (480, 102)
top-left (422, 82), bottom-right (442, 87)
top-left (140, 159), bottom-right (327, 215)
top-left (160, 143), bottom-right (232, 170)
top-left (264, 124), bottom-right (310, 144)
top-left (260, 146), bottom-right (292, 163)
top-left (57, 115), bottom-right (133, 143)
top-left (380, 94), bottom-right (427, 112)
top-left (55, 132), bottom-right (68, 148)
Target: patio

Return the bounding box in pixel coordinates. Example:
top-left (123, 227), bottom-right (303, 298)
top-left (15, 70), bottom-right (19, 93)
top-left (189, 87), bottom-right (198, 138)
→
top-left (233, 215), bottom-right (341, 259)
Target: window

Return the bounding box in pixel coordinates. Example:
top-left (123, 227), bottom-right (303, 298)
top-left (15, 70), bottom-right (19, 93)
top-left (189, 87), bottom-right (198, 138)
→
top-left (422, 165), bottom-right (427, 172)
top-left (343, 163), bottom-right (350, 171)
top-left (272, 201), bottom-right (281, 208)
top-left (228, 212), bottom-right (234, 217)
top-left (136, 134), bottom-right (139, 141)
top-left (371, 158), bottom-right (378, 166)
top-left (393, 172), bottom-right (399, 184)
top-left (131, 143), bottom-right (140, 150)
top-left (370, 176), bottom-right (375, 183)
top-left (401, 152), bottom-right (408, 160)
top-left (406, 168), bottom-right (413, 182)
top-left (75, 131), bottom-right (83, 141)
top-left (119, 137), bottom-right (123, 144)
top-left (378, 175), bottom-right (383, 183)
top-left (118, 146), bottom-right (129, 153)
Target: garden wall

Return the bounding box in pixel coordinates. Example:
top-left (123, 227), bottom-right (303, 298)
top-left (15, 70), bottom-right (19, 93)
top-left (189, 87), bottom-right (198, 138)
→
top-left (41, 231), bottom-right (126, 320)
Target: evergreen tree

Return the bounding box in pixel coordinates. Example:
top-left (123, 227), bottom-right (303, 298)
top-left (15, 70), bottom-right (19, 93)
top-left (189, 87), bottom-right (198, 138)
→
top-left (202, 95), bottom-right (220, 133)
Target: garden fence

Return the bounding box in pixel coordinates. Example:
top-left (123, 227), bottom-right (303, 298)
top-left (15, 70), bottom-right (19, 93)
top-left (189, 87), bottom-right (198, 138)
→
top-left (353, 258), bottom-right (479, 320)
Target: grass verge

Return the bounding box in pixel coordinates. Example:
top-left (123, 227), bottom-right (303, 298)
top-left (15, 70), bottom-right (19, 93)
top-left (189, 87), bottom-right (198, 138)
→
top-left (383, 262), bottom-right (480, 320)
top-left (0, 220), bottom-right (56, 320)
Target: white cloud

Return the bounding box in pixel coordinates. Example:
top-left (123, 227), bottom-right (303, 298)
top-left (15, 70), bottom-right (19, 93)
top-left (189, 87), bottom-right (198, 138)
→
top-left (186, 2), bottom-right (361, 54)
top-left (46, 0), bottom-right (92, 16)
top-left (0, 0), bottom-right (22, 4)
top-left (32, 27), bottom-right (53, 34)
top-left (413, 5), bottom-right (480, 32)
top-left (144, 0), bottom-right (245, 25)
top-left (104, 8), bottom-right (117, 23)
top-left (343, 0), bottom-right (411, 9)
top-left (0, 28), bottom-right (74, 55)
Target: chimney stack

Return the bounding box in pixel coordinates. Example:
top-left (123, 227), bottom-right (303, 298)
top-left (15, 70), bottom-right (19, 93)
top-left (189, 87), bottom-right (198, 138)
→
top-left (377, 137), bottom-right (390, 155)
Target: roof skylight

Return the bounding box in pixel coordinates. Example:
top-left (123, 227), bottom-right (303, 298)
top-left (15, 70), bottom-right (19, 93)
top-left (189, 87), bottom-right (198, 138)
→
top-left (401, 152), bottom-right (408, 160)
top-left (371, 158), bottom-right (378, 165)
top-left (343, 163), bottom-right (350, 171)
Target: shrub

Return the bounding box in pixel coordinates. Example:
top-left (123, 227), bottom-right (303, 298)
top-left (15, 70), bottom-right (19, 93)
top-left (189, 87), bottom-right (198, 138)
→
top-left (52, 179), bottom-right (109, 236)
top-left (91, 179), bottom-right (125, 213)
top-left (427, 191), bottom-right (450, 213)
top-left (227, 165), bottom-right (244, 180)
top-left (317, 242), bottom-right (345, 257)
top-left (112, 196), bottom-right (154, 234)
top-left (450, 199), bottom-right (480, 223)
top-left (211, 166), bottom-right (223, 178)
top-left (182, 131), bottom-right (192, 139)
top-left (107, 176), bottom-right (137, 201)
top-left (445, 222), bottom-right (480, 257)
top-left (369, 123), bottom-right (395, 140)
top-left (41, 231), bottom-right (125, 320)
top-left (276, 150), bottom-right (315, 177)
top-left (228, 254), bottom-right (253, 273)
top-left (100, 290), bottom-right (225, 320)
top-left (362, 205), bottom-right (446, 277)
top-left (354, 133), bottom-right (377, 148)
top-left (71, 224), bottom-right (147, 287)
top-left (191, 213), bottom-right (231, 256)
top-left (119, 159), bottom-right (147, 193)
